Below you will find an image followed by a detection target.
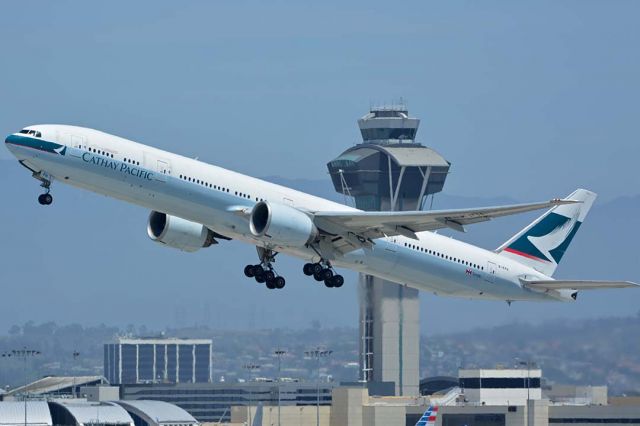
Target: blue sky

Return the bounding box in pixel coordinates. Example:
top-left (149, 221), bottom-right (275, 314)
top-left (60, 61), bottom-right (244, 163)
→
top-left (0, 1), bottom-right (638, 333)
top-left (1, 1), bottom-right (638, 200)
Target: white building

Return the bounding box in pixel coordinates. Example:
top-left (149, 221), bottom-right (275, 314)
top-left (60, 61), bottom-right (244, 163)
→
top-left (458, 368), bottom-right (542, 406)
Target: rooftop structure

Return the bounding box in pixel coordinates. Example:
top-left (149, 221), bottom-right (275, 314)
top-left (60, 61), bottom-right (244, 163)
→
top-left (2, 376), bottom-right (107, 399)
top-left (357, 104), bottom-right (420, 144)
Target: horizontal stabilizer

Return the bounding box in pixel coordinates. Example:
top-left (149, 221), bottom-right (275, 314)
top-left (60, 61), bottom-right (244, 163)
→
top-left (523, 280), bottom-right (638, 291)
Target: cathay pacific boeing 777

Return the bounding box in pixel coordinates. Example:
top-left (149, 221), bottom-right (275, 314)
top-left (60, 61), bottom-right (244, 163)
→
top-left (5, 125), bottom-right (637, 301)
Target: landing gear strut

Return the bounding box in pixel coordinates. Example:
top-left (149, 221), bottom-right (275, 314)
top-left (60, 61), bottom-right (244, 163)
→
top-left (243, 248), bottom-right (286, 290)
top-left (33, 171), bottom-right (53, 205)
top-left (303, 261), bottom-right (344, 288)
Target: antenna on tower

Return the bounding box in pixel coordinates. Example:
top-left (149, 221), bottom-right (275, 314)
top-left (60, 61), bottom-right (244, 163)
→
top-left (338, 169), bottom-right (354, 207)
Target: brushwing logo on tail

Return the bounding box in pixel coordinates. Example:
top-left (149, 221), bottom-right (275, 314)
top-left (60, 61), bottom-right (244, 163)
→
top-left (416, 405), bottom-right (438, 426)
top-left (504, 212), bottom-right (582, 264)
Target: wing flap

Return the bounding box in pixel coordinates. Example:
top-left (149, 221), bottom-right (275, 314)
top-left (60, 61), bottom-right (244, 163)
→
top-left (523, 280), bottom-right (638, 291)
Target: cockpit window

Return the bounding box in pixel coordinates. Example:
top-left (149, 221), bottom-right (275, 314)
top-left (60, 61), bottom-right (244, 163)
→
top-left (18, 129), bottom-right (41, 137)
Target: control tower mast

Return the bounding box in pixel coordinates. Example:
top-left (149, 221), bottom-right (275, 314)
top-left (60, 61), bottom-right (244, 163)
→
top-left (327, 104), bottom-right (450, 395)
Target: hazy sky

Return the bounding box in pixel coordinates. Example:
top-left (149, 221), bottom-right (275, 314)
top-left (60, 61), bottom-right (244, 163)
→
top-left (0, 2), bottom-right (639, 334)
top-left (1, 1), bottom-right (638, 201)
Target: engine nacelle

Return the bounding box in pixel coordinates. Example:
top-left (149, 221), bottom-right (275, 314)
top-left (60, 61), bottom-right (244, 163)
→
top-left (249, 201), bottom-right (318, 247)
top-left (147, 211), bottom-right (216, 252)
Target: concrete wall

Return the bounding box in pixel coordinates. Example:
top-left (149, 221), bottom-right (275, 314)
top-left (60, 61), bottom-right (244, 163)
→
top-left (362, 275), bottom-right (419, 396)
top-left (330, 387), bottom-right (368, 426)
top-left (363, 405), bottom-right (406, 426)
top-left (231, 405), bottom-right (330, 426)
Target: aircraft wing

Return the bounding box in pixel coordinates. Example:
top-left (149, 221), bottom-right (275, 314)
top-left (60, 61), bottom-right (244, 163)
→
top-left (313, 198), bottom-right (575, 243)
top-left (523, 280), bottom-right (638, 291)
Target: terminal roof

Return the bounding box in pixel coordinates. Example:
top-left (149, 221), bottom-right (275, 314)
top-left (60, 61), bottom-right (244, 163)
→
top-left (50, 401), bottom-right (134, 426)
top-left (0, 401), bottom-right (52, 426)
top-left (6, 376), bottom-right (106, 396)
top-left (115, 400), bottom-right (198, 424)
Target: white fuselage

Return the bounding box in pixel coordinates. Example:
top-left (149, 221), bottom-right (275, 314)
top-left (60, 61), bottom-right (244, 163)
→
top-left (5, 125), bottom-right (565, 302)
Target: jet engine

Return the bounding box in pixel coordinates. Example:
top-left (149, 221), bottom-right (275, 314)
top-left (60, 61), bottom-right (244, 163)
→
top-left (147, 211), bottom-right (216, 252)
top-left (249, 201), bottom-right (318, 247)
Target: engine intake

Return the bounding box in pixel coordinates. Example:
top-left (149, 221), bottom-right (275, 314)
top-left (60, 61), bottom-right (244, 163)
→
top-left (250, 201), bottom-right (318, 247)
top-left (147, 211), bottom-right (216, 252)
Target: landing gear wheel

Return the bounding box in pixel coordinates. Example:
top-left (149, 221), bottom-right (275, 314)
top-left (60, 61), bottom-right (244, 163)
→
top-left (313, 271), bottom-right (324, 282)
top-left (244, 265), bottom-right (255, 278)
top-left (324, 278), bottom-right (335, 288)
top-left (265, 278), bottom-right (276, 289)
top-left (321, 268), bottom-right (333, 281)
top-left (303, 263), bottom-right (315, 276)
top-left (311, 263), bottom-right (323, 275)
top-left (274, 276), bottom-right (285, 289)
top-left (332, 275), bottom-right (344, 288)
top-left (38, 193), bottom-right (53, 205)
top-left (264, 270), bottom-right (275, 282)
top-left (255, 273), bottom-right (266, 283)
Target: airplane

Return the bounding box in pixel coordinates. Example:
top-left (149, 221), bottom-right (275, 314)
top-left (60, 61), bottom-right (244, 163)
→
top-left (415, 405), bottom-right (438, 426)
top-left (4, 125), bottom-right (637, 301)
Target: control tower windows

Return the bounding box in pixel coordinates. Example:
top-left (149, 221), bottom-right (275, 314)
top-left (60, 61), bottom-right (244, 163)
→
top-left (360, 128), bottom-right (417, 141)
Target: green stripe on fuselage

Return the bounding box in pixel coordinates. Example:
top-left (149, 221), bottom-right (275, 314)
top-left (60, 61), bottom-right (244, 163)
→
top-left (5, 134), bottom-right (66, 155)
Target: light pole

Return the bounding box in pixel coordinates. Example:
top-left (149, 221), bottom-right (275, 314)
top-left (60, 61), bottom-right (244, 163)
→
top-left (2, 347), bottom-right (41, 426)
top-left (274, 349), bottom-right (286, 426)
top-left (72, 351), bottom-right (80, 398)
top-left (516, 359), bottom-right (536, 426)
top-left (304, 347), bottom-right (332, 426)
top-left (243, 363), bottom-right (260, 426)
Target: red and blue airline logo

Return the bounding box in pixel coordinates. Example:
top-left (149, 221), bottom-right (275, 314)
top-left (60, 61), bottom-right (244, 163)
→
top-left (416, 405), bottom-right (438, 426)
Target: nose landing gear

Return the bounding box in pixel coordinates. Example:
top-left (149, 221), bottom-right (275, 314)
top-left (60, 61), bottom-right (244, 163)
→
top-left (38, 193), bottom-right (53, 205)
top-left (34, 172), bottom-right (53, 206)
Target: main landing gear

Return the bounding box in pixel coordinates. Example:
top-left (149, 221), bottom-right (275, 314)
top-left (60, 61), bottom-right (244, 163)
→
top-left (303, 261), bottom-right (344, 288)
top-left (243, 248), bottom-right (286, 290)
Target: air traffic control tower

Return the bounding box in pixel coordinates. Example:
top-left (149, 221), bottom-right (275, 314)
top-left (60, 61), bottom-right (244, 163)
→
top-left (327, 105), bottom-right (450, 396)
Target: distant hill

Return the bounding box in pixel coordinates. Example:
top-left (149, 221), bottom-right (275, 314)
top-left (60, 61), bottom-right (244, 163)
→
top-left (1, 315), bottom-right (639, 394)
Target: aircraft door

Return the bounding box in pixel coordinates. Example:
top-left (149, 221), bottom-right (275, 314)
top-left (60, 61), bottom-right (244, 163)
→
top-left (486, 261), bottom-right (497, 283)
top-left (157, 160), bottom-right (171, 176)
top-left (70, 135), bottom-right (85, 149)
